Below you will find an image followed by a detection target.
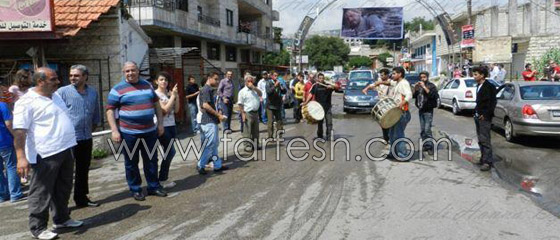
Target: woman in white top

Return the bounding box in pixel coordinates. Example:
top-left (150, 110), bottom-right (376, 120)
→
top-left (154, 72), bottom-right (179, 189)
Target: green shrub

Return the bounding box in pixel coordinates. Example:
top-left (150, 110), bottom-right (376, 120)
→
top-left (92, 148), bottom-right (109, 159)
top-left (532, 48), bottom-right (560, 79)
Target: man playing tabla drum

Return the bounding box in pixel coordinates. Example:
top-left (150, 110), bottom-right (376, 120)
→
top-left (363, 68), bottom-right (392, 144)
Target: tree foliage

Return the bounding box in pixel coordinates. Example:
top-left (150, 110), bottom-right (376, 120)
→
top-left (404, 17), bottom-right (434, 32)
top-left (378, 52), bottom-right (393, 67)
top-left (348, 56), bottom-right (373, 68)
top-left (263, 49), bottom-right (290, 66)
top-left (532, 48), bottom-right (560, 79)
top-left (303, 36), bottom-right (350, 70)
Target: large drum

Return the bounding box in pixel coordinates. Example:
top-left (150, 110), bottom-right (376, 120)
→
top-left (302, 101), bottom-right (325, 123)
top-left (371, 98), bottom-right (403, 129)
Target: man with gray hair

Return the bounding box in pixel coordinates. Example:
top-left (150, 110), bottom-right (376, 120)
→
top-left (237, 74), bottom-right (262, 152)
top-left (14, 67), bottom-right (83, 240)
top-left (56, 64), bottom-right (101, 208)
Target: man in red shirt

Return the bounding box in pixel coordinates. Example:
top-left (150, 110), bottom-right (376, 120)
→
top-left (304, 73), bottom-right (315, 100)
top-left (522, 63), bottom-right (537, 81)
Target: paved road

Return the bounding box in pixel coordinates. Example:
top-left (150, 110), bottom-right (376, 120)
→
top-left (1, 94), bottom-right (560, 240)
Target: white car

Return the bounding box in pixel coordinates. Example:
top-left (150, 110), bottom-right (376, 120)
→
top-left (438, 78), bottom-right (478, 115)
top-left (323, 71), bottom-right (336, 79)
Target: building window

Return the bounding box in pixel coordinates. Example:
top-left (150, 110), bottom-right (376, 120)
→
top-left (226, 9), bottom-right (234, 27)
top-left (207, 42), bottom-right (220, 60)
top-left (265, 27), bottom-right (271, 39)
top-left (240, 49), bottom-right (250, 63)
top-left (265, 0), bottom-right (270, 5)
top-left (176, 0), bottom-right (188, 12)
top-left (197, 6), bottom-right (202, 16)
top-left (226, 46), bottom-right (237, 62)
top-left (252, 51), bottom-right (261, 64)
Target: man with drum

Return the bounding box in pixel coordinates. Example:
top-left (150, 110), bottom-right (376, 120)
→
top-left (413, 71), bottom-right (438, 155)
top-left (362, 68), bottom-right (392, 144)
top-left (372, 67), bottom-right (412, 160)
top-left (304, 73), bottom-right (339, 141)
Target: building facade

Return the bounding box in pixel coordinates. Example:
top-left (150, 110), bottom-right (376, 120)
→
top-left (409, 31), bottom-right (437, 77)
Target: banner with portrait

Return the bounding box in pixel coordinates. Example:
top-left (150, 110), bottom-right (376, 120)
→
top-left (0, 0), bottom-right (54, 32)
top-left (341, 7), bottom-right (403, 40)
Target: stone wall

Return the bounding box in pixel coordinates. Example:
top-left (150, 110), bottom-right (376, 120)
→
top-left (526, 35), bottom-right (560, 62)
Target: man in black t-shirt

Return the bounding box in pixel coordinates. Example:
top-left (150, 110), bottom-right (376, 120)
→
top-left (304, 73), bottom-right (339, 140)
top-left (185, 76), bottom-right (200, 133)
top-left (265, 71), bottom-right (287, 139)
top-left (197, 72), bottom-right (227, 175)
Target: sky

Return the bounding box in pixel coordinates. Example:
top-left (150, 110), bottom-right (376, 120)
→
top-left (273, 0), bottom-right (512, 36)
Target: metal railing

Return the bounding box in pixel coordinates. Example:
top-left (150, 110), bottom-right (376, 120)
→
top-left (198, 14), bottom-right (221, 27)
top-left (126, 0), bottom-right (176, 11)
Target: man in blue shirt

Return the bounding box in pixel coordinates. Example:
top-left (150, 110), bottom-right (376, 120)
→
top-left (0, 101), bottom-right (24, 203)
top-left (57, 65), bottom-right (101, 208)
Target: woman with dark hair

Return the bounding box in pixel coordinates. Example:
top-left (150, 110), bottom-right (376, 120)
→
top-left (9, 69), bottom-right (33, 103)
top-left (154, 72), bottom-right (179, 189)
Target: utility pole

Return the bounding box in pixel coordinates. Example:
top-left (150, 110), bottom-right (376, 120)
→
top-left (467, 0), bottom-right (472, 25)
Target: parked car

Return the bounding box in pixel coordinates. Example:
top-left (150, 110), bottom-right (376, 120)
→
top-left (437, 78), bottom-right (478, 115)
top-left (323, 71), bottom-right (336, 79)
top-left (348, 69), bottom-right (374, 81)
top-left (334, 73), bottom-right (348, 92)
top-left (343, 78), bottom-right (378, 113)
top-left (492, 82), bottom-right (560, 142)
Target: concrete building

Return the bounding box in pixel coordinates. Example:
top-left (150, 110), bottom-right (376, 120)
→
top-left (127, 0), bottom-right (280, 83)
top-left (408, 31), bottom-right (437, 77)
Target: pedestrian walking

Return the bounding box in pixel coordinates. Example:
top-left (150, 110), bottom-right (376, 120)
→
top-left (373, 67), bottom-right (412, 160)
top-left (258, 71), bottom-right (269, 123)
top-left (56, 64), bottom-right (101, 208)
top-left (413, 71), bottom-right (439, 155)
top-left (197, 72), bottom-right (228, 174)
top-left (497, 64), bottom-right (507, 83)
top-left (0, 101), bottom-right (24, 203)
top-left (473, 66), bottom-right (497, 171)
top-left (237, 74), bottom-right (262, 152)
top-left (185, 75), bottom-right (200, 134)
top-left (266, 71), bottom-right (286, 139)
top-left (293, 73), bottom-right (305, 122)
top-left (218, 71), bottom-right (235, 133)
top-left (362, 68), bottom-right (392, 143)
top-left (154, 72), bottom-right (179, 189)
top-left (13, 67), bottom-right (83, 240)
top-left (106, 61), bottom-right (167, 201)
top-left (522, 64), bottom-right (538, 82)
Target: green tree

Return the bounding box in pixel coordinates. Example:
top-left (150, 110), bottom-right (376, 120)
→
top-left (273, 27), bottom-right (283, 44)
top-left (263, 49), bottom-right (290, 66)
top-left (532, 48), bottom-right (560, 80)
top-left (404, 17), bottom-right (434, 32)
top-left (303, 36), bottom-right (350, 70)
top-left (378, 52), bottom-right (393, 67)
top-left (348, 56), bottom-right (373, 68)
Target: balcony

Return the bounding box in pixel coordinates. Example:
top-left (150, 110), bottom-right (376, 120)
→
top-left (127, 0), bottom-right (176, 11)
top-left (238, 0), bottom-right (271, 16)
top-left (198, 14), bottom-right (221, 27)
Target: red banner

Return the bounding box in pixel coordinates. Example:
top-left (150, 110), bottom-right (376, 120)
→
top-left (461, 25), bottom-right (475, 48)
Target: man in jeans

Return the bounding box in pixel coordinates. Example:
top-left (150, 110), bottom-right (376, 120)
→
top-left (218, 71), bottom-right (235, 133)
top-left (257, 71), bottom-right (269, 124)
top-left (197, 72), bottom-right (228, 174)
top-left (106, 62), bottom-right (167, 201)
top-left (57, 65), bottom-right (101, 208)
top-left (185, 76), bottom-right (200, 134)
top-left (0, 101), bottom-right (24, 203)
top-left (14, 67), bottom-right (82, 240)
top-left (413, 71), bottom-right (438, 155)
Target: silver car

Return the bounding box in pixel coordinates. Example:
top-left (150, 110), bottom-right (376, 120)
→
top-left (492, 82), bottom-right (560, 142)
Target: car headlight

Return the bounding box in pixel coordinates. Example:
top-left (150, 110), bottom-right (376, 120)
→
top-left (344, 96), bottom-right (357, 101)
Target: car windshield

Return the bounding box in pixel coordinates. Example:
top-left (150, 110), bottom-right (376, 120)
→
top-left (464, 79), bottom-right (477, 87)
top-left (349, 71), bottom-right (372, 79)
top-left (520, 85), bottom-right (560, 100)
top-left (347, 80), bottom-right (372, 90)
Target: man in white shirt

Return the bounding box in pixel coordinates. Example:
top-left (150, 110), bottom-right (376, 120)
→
top-left (13, 67), bottom-right (83, 240)
top-left (497, 64), bottom-right (507, 83)
top-left (257, 71), bottom-right (269, 123)
top-left (238, 75), bottom-right (262, 151)
top-left (489, 63), bottom-right (500, 81)
top-left (373, 67), bottom-right (413, 160)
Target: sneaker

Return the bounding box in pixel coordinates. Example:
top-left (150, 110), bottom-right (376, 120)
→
top-left (53, 219), bottom-right (83, 229)
top-left (161, 181), bottom-right (176, 189)
top-left (214, 165), bottom-right (230, 173)
top-left (35, 230), bottom-right (58, 240)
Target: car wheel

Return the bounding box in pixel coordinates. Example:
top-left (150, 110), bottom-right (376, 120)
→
top-left (452, 100), bottom-right (461, 115)
top-left (343, 108), bottom-right (348, 113)
top-left (504, 118), bottom-right (516, 142)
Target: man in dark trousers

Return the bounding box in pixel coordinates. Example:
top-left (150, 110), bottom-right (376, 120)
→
top-left (413, 71), bottom-right (439, 155)
top-left (266, 71), bottom-right (286, 139)
top-left (218, 71), bottom-right (235, 133)
top-left (473, 66), bottom-right (497, 171)
top-left (304, 73), bottom-right (339, 140)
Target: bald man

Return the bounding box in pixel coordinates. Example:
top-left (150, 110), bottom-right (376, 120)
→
top-left (14, 67), bottom-right (83, 239)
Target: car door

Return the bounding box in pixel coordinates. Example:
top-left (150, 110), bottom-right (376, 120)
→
top-left (447, 79), bottom-right (461, 104)
top-left (441, 80), bottom-right (456, 105)
top-left (493, 84), bottom-right (514, 127)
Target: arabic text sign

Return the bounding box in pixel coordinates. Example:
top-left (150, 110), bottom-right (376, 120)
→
top-left (461, 25), bottom-right (475, 48)
top-left (0, 0), bottom-right (53, 32)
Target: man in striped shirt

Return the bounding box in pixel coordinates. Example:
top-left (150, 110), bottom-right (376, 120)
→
top-left (106, 62), bottom-right (166, 201)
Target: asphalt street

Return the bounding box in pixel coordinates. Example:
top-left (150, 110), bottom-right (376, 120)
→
top-left (1, 93), bottom-right (560, 240)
